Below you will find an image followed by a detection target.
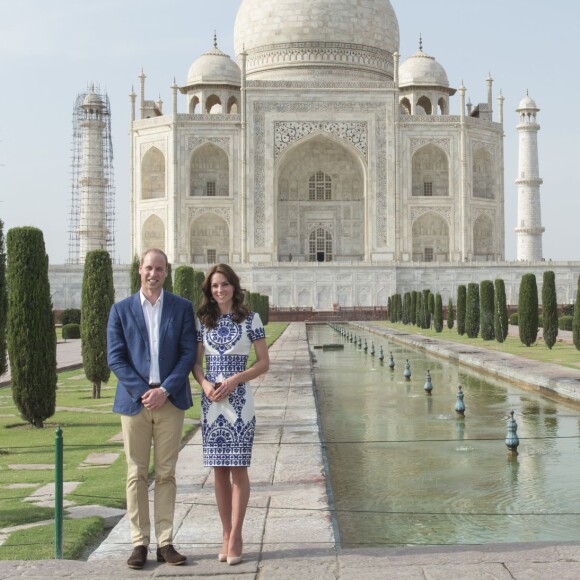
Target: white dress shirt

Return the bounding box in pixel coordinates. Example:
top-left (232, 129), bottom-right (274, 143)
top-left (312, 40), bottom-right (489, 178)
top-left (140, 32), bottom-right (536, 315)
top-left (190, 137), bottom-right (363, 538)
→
top-left (140, 290), bottom-right (163, 385)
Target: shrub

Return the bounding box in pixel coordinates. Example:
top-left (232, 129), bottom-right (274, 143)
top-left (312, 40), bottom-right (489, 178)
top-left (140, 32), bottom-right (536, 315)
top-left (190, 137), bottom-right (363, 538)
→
top-left (163, 262), bottom-right (173, 292)
top-left (62, 323), bottom-right (81, 340)
top-left (518, 273), bottom-right (538, 347)
top-left (457, 285), bottom-right (466, 335)
top-left (422, 289), bottom-right (431, 329)
top-left (559, 316), bottom-right (573, 331)
top-left (542, 271), bottom-right (558, 349)
top-left (574, 276), bottom-right (580, 351)
top-left (465, 283), bottom-right (480, 339)
top-left (510, 312), bottom-right (519, 325)
top-left (434, 293), bottom-right (443, 333)
top-left (562, 304), bottom-right (574, 316)
top-left (129, 254), bottom-right (140, 294)
top-left (0, 220), bottom-right (6, 377)
top-left (174, 265), bottom-right (195, 303)
top-left (494, 279), bottom-right (509, 343)
top-left (447, 297), bottom-right (454, 330)
top-left (61, 308), bottom-right (81, 325)
top-left (81, 249), bottom-right (114, 399)
top-left (6, 227), bottom-right (56, 428)
top-left (480, 280), bottom-right (495, 340)
top-left (410, 291), bottom-right (417, 326)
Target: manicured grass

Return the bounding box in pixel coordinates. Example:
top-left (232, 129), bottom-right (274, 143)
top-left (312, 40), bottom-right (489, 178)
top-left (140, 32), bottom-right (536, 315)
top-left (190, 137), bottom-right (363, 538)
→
top-left (0, 322), bottom-right (287, 560)
top-left (372, 322), bottom-right (580, 371)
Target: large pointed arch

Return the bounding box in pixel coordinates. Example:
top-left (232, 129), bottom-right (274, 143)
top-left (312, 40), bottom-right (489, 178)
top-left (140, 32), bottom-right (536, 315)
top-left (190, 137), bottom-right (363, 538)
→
top-left (141, 147), bottom-right (166, 199)
top-left (411, 144), bottom-right (449, 197)
top-left (142, 214), bottom-right (165, 253)
top-left (473, 213), bottom-right (494, 259)
top-left (412, 212), bottom-right (449, 262)
top-left (276, 132), bottom-right (366, 262)
top-left (190, 212), bottom-right (230, 264)
top-left (189, 143), bottom-right (229, 197)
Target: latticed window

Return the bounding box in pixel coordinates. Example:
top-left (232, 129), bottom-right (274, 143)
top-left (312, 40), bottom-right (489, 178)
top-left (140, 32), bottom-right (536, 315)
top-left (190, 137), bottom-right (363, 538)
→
top-left (423, 182), bottom-right (433, 196)
top-left (308, 171), bottom-right (332, 200)
top-left (424, 247), bottom-right (434, 262)
top-left (206, 181), bottom-right (216, 196)
top-left (309, 228), bottom-right (333, 262)
top-left (207, 249), bottom-right (217, 264)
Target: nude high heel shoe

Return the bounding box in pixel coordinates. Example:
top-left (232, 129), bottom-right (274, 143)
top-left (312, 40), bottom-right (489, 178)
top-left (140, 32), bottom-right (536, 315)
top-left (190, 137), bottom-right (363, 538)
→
top-left (227, 554), bottom-right (243, 565)
top-left (218, 552), bottom-right (228, 562)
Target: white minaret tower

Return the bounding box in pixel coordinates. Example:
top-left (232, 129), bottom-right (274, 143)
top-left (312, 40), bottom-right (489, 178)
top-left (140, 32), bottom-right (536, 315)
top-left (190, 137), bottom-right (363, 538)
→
top-left (515, 92), bottom-right (544, 261)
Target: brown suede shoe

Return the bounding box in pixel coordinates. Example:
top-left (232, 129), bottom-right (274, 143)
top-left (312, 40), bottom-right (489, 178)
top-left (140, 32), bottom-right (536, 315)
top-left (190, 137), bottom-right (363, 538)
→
top-left (127, 545), bottom-right (148, 569)
top-left (156, 544), bottom-right (186, 565)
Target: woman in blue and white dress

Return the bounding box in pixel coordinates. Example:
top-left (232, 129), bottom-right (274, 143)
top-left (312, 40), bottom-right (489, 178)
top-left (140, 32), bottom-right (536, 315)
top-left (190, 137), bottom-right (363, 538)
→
top-left (192, 264), bottom-right (269, 566)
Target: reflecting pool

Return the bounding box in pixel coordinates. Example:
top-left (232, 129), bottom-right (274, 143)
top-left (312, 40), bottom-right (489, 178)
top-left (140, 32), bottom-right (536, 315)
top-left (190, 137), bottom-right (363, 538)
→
top-left (309, 323), bottom-right (580, 548)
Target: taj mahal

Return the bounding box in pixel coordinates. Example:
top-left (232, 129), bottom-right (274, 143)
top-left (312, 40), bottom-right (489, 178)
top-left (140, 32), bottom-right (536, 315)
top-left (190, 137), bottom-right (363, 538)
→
top-left (49, 0), bottom-right (580, 310)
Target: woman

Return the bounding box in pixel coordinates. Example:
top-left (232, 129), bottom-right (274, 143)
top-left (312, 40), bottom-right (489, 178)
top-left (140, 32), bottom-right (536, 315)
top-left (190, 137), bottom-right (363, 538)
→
top-left (192, 264), bottom-right (269, 565)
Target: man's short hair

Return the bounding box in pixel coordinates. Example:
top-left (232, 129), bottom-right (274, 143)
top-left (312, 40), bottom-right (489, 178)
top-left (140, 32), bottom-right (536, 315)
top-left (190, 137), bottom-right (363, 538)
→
top-left (140, 248), bottom-right (168, 269)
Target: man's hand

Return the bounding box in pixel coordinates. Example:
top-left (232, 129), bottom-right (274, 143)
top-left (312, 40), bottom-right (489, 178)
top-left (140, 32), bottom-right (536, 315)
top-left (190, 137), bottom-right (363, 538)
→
top-left (141, 388), bottom-right (167, 410)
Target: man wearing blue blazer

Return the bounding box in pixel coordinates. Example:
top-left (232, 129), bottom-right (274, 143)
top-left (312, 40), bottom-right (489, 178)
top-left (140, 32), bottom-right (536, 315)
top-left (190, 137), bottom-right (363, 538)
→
top-left (107, 248), bottom-right (196, 569)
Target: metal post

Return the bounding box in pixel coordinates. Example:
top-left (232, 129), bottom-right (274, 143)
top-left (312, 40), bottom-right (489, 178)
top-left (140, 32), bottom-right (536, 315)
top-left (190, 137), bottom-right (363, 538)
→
top-left (54, 426), bottom-right (63, 559)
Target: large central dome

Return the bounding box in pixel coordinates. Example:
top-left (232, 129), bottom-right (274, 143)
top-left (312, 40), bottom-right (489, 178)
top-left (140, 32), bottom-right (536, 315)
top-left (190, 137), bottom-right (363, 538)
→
top-left (234, 0), bottom-right (400, 82)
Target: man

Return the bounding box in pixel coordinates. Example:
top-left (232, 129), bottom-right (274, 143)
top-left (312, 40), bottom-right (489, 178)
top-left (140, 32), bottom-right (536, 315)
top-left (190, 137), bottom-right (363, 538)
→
top-left (107, 249), bottom-right (196, 569)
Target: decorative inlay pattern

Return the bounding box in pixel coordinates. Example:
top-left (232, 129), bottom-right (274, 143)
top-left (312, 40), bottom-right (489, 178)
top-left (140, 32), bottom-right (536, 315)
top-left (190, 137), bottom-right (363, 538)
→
top-left (247, 80), bottom-right (394, 89)
top-left (473, 207), bottom-right (495, 221)
top-left (274, 121), bottom-right (367, 160)
top-left (140, 141), bottom-right (165, 157)
top-left (410, 206), bottom-right (452, 223)
top-left (253, 101), bottom-right (387, 247)
top-left (410, 137), bottom-right (451, 155)
top-left (472, 141), bottom-right (496, 156)
top-left (187, 137), bottom-right (231, 151)
top-left (188, 207), bottom-right (231, 225)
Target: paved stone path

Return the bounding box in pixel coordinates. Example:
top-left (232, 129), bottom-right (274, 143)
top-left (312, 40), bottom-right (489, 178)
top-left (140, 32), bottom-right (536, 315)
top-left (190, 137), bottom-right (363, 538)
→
top-left (2, 323), bottom-right (580, 579)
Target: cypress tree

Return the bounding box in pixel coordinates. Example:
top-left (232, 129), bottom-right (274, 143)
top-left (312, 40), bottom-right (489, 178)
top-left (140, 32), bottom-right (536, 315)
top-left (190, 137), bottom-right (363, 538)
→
top-left (518, 273), bottom-right (539, 347)
top-left (163, 262), bottom-right (173, 292)
top-left (130, 254), bottom-right (140, 294)
top-left (6, 227), bottom-right (56, 427)
top-left (387, 296), bottom-right (392, 321)
top-left (81, 249), bottom-right (115, 399)
top-left (465, 282), bottom-right (480, 338)
top-left (193, 270), bottom-right (205, 311)
top-left (542, 271), bottom-right (558, 350)
top-left (494, 278), bottom-right (509, 343)
top-left (0, 221), bottom-right (7, 376)
top-left (422, 289), bottom-right (431, 329)
top-left (428, 291), bottom-right (435, 315)
top-left (447, 297), bottom-right (454, 330)
top-left (174, 265), bottom-right (195, 303)
top-left (574, 275), bottom-right (580, 351)
top-left (434, 293), bottom-right (443, 333)
top-left (395, 294), bottom-right (402, 322)
top-left (416, 291), bottom-right (423, 327)
top-left (410, 291), bottom-right (417, 325)
top-left (480, 280), bottom-right (495, 340)
top-left (457, 285), bottom-right (466, 335)
top-left (261, 294), bottom-right (270, 325)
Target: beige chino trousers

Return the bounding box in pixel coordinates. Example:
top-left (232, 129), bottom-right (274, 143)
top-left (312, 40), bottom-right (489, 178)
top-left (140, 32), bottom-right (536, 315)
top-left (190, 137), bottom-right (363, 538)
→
top-left (121, 401), bottom-right (184, 547)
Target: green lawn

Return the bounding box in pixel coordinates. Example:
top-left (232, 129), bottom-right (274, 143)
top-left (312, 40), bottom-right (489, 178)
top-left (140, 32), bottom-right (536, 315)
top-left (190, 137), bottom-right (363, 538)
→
top-left (371, 321), bottom-right (580, 371)
top-left (0, 321), bottom-right (287, 560)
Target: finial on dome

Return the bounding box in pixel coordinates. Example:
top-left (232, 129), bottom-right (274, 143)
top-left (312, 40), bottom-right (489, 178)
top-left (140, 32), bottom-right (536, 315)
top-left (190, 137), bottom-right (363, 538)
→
top-left (213, 30), bottom-right (218, 49)
top-left (419, 33), bottom-right (423, 52)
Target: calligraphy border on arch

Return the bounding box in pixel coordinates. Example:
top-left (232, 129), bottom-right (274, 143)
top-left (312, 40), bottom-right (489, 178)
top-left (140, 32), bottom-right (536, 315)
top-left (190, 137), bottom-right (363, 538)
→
top-left (187, 137), bottom-right (231, 152)
top-left (410, 137), bottom-right (451, 155)
top-left (274, 121), bottom-right (368, 161)
top-left (188, 207), bottom-right (231, 226)
top-left (254, 101), bottom-right (387, 247)
top-left (410, 206), bottom-right (452, 224)
top-left (140, 141), bottom-right (166, 159)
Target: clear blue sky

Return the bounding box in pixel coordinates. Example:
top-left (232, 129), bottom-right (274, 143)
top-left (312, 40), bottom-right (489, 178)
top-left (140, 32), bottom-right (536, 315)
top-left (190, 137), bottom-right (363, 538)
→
top-left (0, 0), bottom-right (575, 264)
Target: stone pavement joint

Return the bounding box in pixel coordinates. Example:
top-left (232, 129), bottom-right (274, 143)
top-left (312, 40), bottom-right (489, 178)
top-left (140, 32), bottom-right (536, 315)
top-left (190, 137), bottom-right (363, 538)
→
top-left (2, 323), bottom-right (580, 579)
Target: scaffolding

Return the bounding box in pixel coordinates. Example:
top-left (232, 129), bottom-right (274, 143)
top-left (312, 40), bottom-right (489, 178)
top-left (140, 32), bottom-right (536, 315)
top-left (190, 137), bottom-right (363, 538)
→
top-left (67, 83), bottom-right (116, 264)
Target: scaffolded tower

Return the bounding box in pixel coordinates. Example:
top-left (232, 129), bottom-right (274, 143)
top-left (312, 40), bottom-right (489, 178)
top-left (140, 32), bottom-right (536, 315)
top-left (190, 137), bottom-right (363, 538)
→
top-left (67, 84), bottom-right (116, 264)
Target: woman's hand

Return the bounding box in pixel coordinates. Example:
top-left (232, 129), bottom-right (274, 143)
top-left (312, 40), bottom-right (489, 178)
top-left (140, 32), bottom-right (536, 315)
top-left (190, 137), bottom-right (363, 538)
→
top-left (213, 377), bottom-right (240, 402)
top-left (202, 379), bottom-right (219, 402)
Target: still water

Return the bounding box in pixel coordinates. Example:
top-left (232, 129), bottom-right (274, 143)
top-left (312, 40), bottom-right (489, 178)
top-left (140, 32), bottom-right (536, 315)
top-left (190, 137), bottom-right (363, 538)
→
top-left (309, 323), bottom-right (580, 548)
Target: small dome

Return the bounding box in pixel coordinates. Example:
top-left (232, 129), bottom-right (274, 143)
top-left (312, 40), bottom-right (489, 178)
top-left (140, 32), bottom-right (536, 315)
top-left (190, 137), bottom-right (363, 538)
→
top-left (517, 93), bottom-right (538, 111)
top-left (82, 89), bottom-right (103, 108)
top-left (399, 49), bottom-right (449, 88)
top-left (186, 46), bottom-right (241, 87)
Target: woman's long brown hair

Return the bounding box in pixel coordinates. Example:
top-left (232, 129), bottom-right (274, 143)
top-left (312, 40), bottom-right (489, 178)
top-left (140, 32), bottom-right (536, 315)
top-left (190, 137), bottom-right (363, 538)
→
top-left (197, 263), bottom-right (249, 328)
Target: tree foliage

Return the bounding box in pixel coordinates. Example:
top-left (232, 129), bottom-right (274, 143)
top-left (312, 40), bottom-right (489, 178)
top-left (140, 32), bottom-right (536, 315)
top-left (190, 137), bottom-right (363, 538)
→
top-left (163, 262), bottom-right (173, 292)
top-left (465, 283), bottom-right (480, 338)
top-left (434, 293), bottom-right (443, 333)
top-left (192, 270), bottom-right (205, 311)
top-left (174, 265), bottom-right (195, 303)
top-left (518, 273), bottom-right (538, 347)
top-left (456, 285), bottom-right (466, 336)
top-left (81, 250), bottom-right (115, 399)
top-left (479, 280), bottom-right (495, 340)
top-left (0, 221), bottom-right (7, 376)
top-left (410, 291), bottom-right (417, 326)
top-left (494, 278), bottom-right (509, 343)
top-left (573, 276), bottom-right (580, 350)
top-left (422, 290), bottom-right (431, 329)
top-left (129, 254), bottom-right (140, 294)
top-left (6, 227), bottom-right (56, 427)
top-left (541, 271), bottom-right (558, 350)
top-left (447, 297), bottom-right (454, 330)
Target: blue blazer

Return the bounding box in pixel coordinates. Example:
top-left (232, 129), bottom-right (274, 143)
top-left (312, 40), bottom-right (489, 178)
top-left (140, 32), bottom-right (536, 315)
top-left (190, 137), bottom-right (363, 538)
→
top-left (107, 291), bottom-right (196, 416)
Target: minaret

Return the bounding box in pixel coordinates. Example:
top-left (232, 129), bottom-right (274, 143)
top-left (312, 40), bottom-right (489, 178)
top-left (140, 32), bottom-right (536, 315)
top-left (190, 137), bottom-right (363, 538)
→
top-left (78, 87), bottom-right (108, 262)
top-left (515, 92), bottom-right (544, 261)
top-left (67, 84), bottom-right (115, 264)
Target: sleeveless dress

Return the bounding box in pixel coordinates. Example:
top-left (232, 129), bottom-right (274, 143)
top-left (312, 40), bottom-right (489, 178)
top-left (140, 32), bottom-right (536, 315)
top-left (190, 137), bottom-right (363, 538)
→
top-left (195, 311), bottom-right (266, 467)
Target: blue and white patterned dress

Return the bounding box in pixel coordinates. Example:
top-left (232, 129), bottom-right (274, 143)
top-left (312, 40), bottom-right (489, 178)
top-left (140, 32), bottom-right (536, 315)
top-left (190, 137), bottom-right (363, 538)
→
top-left (195, 312), bottom-right (266, 467)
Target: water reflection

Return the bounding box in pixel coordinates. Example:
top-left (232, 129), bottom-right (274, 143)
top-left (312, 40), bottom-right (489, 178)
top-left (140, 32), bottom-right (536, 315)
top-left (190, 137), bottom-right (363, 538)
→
top-left (310, 323), bottom-right (580, 547)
